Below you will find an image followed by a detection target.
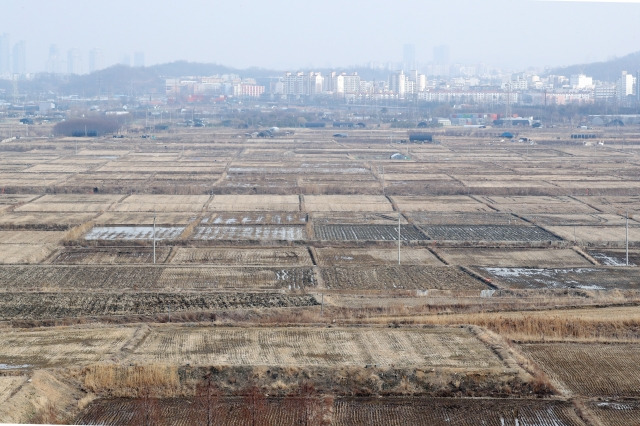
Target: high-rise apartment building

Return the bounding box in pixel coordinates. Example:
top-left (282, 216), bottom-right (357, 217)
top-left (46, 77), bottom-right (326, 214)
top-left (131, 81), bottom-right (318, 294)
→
top-left (12, 41), bottom-right (26, 74)
top-left (570, 74), bottom-right (593, 89)
top-left (67, 48), bottom-right (82, 74)
top-left (0, 33), bottom-right (10, 75)
top-left (390, 70), bottom-right (406, 98)
top-left (433, 45), bottom-right (449, 64)
top-left (47, 44), bottom-right (61, 73)
top-left (617, 71), bottom-right (635, 101)
top-left (403, 43), bottom-right (416, 71)
top-left (89, 48), bottom-right (104, 73)
top-left (134, 51), bottom-right (145, 68)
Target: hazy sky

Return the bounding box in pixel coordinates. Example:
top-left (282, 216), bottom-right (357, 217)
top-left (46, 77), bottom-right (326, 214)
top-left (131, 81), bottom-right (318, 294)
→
top-left (4, 0), bottom-right (640, 73)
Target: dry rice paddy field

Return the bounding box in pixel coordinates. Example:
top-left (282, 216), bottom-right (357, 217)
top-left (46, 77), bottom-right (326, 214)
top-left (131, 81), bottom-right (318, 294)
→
top-left (1, 125), bottom-right (640, 424)
top-left (76, 397), bottom-right (586, 426)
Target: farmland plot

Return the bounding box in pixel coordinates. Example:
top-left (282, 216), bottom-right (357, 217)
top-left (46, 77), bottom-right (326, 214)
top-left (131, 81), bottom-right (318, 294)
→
top-left (128, 326), bottom-right (506, 368)
top-left (407, 211), bottom-right (525, 226)
top-left (207, 195), bottom-right (300, 212)
top-left (65, 171), bottom-right (151, 182)
top-left (332, 398), bottom-right (585, 426)
top-left (76, 149), bottom-right (130, 157)
top-left (15, 194), bottom-right (121, 213)
top-left (77, 397), bottom-right (585, 426)
top-left (544, 225), bottom-right (640, 246)
top-left (170, 248), bottom-right (313, 266)
top-left (75, 397), bottom-right (305, 426)
top-left (311, 212), bottom-right (405, 225)
top-left (0, 326), bottom-right (135, 368)
top-left (314, 224), bottom-right (425, 241)
top-left (0, 376), bottom-right (27, 406)
top-left (97, 164), bottom-right (204, 174)
top-left (315, 247), bottom-right (443, 266)
top-left (382, 173), bottom-right (455, 181)
top-left (391, 195), bottom-right (492, 213)
top-left (478, 196), bottom-right (598, 214)
top-left (51, 247), bottom-right (172, 264)
top-left (550, 180), bottom-right (640, 191)
top-left (0, 292), bottom-right (318, 320)
top-left (94, 212), bottom-right (197, 225)
top-left (0, 212), bottom-right (95, 230)
top-left (524, 213), bottom-right (628, 226)
top-left (479, 267), bottom-right (640, 290)
top-left (459, 177), bottom-right (556, 189)
top-left (419, 225), bottom-right (561, 242)
top-left (0, 230), bottom-right (65, 244)
top-left (85, 226), bottom-right (185, 240)
top-left (112, 195), bottom-right (210, 212)
top-left (24, 163), bottom-right (96, 173)
top-left (202, 212), bottom-right (307, 225)
top-left (0, 172), bottom-right (70, 187)
top-left (192, 226), bottom-right (306, 241)
top-left (320, 266), bottom-right (486, 290)
top-left (303, 195), bottom-right (393, 212)
top-left (27, 194), bottom-right (121, 205)
top-left (0, 244), bottom-right (57, 264)
top-left (521, 343), bottom-right (640, 397)
top-left (158, 267), bottom-right (316, 290)
top-left (574, 195), bottom-right (640, 216)
top-left (218, 175), bottom-right (299, 192)
top-left (437, 248), bottom-right (591, 267)
top-left (588, 400), bottom-right (640, 426)
top-left (384, 179), bottom-right (466, 196)
top-left (589, 250), bottom-right (639, 266)
top-left (0, 265), bottom-right (316, 291)
top-left (0, 265), bottom-right (166, 291)
top-left (0, 194), bottom-right (40, 206)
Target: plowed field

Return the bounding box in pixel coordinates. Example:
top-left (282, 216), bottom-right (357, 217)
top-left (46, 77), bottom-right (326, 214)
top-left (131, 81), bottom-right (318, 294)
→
top-left (76, 397), bottom-right (585, 426)
top-left (521, 343), bottom-right (640, 397)
top-left (314, 225), bottom-right (425, 241)
top-left (320, 266), bottom-right (486, 290)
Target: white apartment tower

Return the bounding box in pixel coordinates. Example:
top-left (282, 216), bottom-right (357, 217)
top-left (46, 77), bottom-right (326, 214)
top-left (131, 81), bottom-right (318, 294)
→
top-left (570, 74), bottom-right (593, 89)
top-left (390, 70), bottom-right (406, 98)
top-left (617, 71), bottom-right (635, 101)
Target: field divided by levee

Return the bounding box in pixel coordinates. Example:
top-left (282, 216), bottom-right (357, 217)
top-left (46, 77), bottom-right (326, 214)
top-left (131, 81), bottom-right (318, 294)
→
top-left (1, 125), bottom-right (640, 424)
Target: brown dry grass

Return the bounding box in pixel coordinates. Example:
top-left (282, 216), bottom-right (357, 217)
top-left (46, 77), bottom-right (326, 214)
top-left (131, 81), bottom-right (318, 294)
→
top-left (63, 220), bottom-right (95, 243)
top-left (82, 364), bottom-right (180, 397)
top-left (348, 306), bottom-right (640, 342)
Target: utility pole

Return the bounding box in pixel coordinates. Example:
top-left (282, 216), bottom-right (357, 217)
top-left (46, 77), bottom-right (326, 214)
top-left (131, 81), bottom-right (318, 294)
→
top-left (398, 213), bottom-right (401, 265)
top-left (626, 211), bottom-right (629, 266)
top-left (153, 213), bottom-right (156, 264)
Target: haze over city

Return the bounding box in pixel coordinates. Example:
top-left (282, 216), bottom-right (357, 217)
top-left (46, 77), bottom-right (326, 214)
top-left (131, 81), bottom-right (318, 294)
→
top-left (3, 0), bottom-right (640, 73)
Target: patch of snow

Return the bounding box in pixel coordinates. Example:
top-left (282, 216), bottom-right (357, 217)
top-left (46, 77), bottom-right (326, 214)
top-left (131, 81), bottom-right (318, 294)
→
top-left (591, 252), bottom-right (634, 267)
top-left (481, 289), bottom-right (496, 298)
top-left (85, 226), bottom-right (185, 241)
top-left (0, 363), bottom-right (30, 370)
top-left (597, 402), bottom-right (634, 410)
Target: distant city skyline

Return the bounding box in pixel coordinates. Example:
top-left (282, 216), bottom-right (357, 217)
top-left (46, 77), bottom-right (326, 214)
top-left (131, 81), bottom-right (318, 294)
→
top-left (2, 0), bottom-right (640, 74)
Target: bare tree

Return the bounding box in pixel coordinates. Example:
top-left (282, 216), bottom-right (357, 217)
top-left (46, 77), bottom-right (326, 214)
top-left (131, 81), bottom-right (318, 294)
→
top-left (194, 373), bottom-right (221, 426)
top-left (241, 385), bottom-right (268, 426)
top-left (133, 387), bottom-right (162, 426)
top-left (284, 382), bottom-right (333, 426)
